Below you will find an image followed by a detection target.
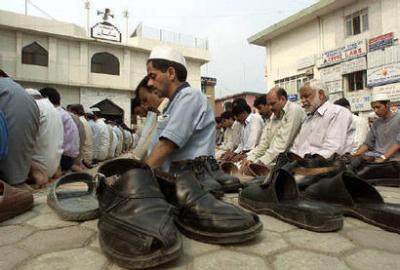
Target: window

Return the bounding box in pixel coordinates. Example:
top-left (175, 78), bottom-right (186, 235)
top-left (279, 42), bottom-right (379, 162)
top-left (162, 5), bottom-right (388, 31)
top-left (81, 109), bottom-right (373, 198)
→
top-left (346, 9), bottom-right (368, 36)
top-left (345, 71), bottom-right (366, 91)
top-left (91, 52), bottom-right (120, 75)
top-left (22, 42), bottom-right (48, 67)
top-left (275, 74), bottom-right (313, 93)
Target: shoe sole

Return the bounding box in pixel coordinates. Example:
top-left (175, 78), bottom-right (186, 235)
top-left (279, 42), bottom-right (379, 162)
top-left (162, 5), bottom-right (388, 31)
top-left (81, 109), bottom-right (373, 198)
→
top-left (239, 197), bottom-right (343, 232)
top-left (174, 216), bottom-right (263, 244)
top-left (99, 233), bottom-right (182, 269)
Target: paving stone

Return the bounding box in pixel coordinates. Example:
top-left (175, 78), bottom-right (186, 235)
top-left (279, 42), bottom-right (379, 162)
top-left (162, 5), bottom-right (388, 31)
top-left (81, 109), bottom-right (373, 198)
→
top-left (20, 248), bottom-right (108, 270)
top-left (182, 236), bottom-right (220, 256)
top-left (259, 215), bottom-right (296, 232)
top-left (285, 230), bottom-right (355, 254)
top-left (274, 250), bottom-right (350, 270)
top-left (345, 217), bottom-right (383, 231)
top-left (26, 212), bottom-right (77, 229)
top-left (0, 210), bottom-right (38, 226)
top-left (193, 250), bottom-right (269, 270)
top-left (380, 191), bottom-right (400, 200)
top-left (346, 249), bottom-right (400, 270)
top-left (0, 245), bottom-right (32, 270)
top-left (32, 203), bottom-right (53, 214)
top-left (343, 228), bottom-right (400, 253)
top-left (0, 225), bottom-right (36, 246)
top-left (80, 219), bottom-right (99, 231)
top-left (232, 231), bottom-right (288, 256)
top-left (384, 197), bottom-right (400, 204)
top-left (89, 233), bottom-right (100, 249)
top-left (33, 194), bottom-right (47, 205)
top-left (18, 226), bottom-right (94, 256)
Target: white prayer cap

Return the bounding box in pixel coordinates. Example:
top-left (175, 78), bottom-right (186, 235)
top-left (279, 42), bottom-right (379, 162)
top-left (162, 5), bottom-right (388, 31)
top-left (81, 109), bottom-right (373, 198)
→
top-left (371, 93), bottom-right (390, 103)
top-left (26, 88), bottom-right (41, 96)
top-left (84, 107), bottom-right (93, 115)
top-left (91, 107), bottom-right (101, 112)
top-left (148, 46), bottom-right (187, 69)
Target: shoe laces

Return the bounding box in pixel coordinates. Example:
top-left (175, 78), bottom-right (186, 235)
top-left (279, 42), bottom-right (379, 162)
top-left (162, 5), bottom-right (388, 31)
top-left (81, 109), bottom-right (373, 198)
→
top-left (207, 156), bottom-right (220, 171)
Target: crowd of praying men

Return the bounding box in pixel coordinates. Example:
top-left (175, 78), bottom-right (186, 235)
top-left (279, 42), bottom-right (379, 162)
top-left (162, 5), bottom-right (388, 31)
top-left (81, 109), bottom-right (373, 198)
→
top-left (0, 70), bottom-right (138, 189)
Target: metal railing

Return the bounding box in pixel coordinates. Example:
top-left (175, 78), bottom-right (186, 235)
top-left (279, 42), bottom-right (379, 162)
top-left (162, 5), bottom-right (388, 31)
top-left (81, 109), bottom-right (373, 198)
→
top-left (131, 23), bottom-right (208, 50)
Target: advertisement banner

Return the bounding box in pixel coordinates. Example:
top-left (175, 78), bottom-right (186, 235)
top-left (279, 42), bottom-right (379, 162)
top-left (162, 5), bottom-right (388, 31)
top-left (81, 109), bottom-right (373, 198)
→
top-left (345, 90), bottom-right (372, 112)
top-left (341, 57), bottom-right (367, 75)
top-left (368, 32), bottom-right (394, 52)
top-left (372, 82), bottom-right (400, 102)
top-left (320, 40), bottom-right (367, 67)
top-left (367, 63), bottom-right (400, 87)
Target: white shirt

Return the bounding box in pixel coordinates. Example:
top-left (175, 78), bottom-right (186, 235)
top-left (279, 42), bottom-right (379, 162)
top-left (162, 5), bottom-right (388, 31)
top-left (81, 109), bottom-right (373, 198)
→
top-left (248, 101), bottom-right (305, 167)
top-left (290, 101), bottom-right (354, 158)
top-left (79, 116), bottom-right (93, 164)
top-left (351, 114), bottom-right (369, 153)
top-left (96, 119), bottom-right (111, 161)
top-left (234, 113), bottom-right (264, 154)
top-left (32, 98), bottom-right (64, 177)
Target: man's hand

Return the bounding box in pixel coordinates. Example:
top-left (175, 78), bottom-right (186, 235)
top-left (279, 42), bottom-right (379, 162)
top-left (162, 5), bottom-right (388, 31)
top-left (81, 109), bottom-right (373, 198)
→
top-left (146, 138), bottom-right (176, 169)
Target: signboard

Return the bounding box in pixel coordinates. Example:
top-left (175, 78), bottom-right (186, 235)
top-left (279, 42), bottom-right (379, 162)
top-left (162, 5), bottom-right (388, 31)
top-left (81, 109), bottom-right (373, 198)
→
top-left (320, 40), bottom-right (367, 67)
top-left (341, 57), bottom-right (367, 75)
top-left (91, 22), bottom-right (122, 42)
top-left (372, 82), bottom-right (400, 102)
top-left (320, 65), bottom-right (342, 82)
top-left (345, 90), bottom-right (372, 112)
top-left (326, 80), bottom-right (343, 94)
top-left (368, 32), bottom-right (394, 52)
top-left (288, 94), bottom-right (298, 102)
top-left (367, 63), bottom-right (400, 87)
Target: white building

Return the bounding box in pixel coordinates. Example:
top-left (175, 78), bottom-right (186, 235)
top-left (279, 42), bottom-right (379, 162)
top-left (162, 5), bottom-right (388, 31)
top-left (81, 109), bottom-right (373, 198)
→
top-left (0, 9), bottom-right (209, 124)
top-left (249, 0), bottom-right (400, 115)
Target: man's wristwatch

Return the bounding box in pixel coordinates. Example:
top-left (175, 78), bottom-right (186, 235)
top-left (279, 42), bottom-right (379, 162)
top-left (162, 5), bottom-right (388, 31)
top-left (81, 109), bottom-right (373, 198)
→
top-left (380, 155), bottom-right (387, 160)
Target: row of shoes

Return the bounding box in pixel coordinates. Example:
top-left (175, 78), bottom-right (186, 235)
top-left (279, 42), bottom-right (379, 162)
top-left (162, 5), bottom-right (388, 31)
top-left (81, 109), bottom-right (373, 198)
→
top-left (48, 158), bottom-right (262, 269)
top-left (238, 153), bottom-right (400, 234)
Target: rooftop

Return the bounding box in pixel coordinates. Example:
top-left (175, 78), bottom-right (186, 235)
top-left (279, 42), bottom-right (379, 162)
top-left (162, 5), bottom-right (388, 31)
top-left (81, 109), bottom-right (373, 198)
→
top-left (248, 0), bottom-right (356, 46)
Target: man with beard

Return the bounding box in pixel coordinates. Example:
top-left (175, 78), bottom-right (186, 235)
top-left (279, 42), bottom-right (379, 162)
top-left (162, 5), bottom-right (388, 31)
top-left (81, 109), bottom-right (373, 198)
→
top-left (289, 80), bottom-right (354, 158)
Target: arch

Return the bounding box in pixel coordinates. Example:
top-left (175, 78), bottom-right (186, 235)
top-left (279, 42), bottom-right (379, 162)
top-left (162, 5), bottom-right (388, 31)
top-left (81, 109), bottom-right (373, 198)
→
top-left (91, 52), bottom-right (120, 75)
top-left (22, 42), bottom-right (48, 67)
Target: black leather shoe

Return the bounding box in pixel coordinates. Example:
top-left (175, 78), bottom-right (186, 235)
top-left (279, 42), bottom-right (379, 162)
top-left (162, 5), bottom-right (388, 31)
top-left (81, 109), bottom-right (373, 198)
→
top-left (96, 159), bottom-right (182, 269)
top-left (170, 159), bottom-right (224, 198)
top-left (351, 159), bottom-right (400, 187)
top-left (199, 156), bottom-right (241, 192)
top-left (155, 169), bottom-right (263, 244)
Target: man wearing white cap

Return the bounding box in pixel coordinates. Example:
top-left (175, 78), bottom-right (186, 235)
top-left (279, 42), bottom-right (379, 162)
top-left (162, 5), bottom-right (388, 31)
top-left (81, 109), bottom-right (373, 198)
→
top-left (354, 93), bottom-right (400, 161)
top-left (145, 46), bottom-right (215, 170)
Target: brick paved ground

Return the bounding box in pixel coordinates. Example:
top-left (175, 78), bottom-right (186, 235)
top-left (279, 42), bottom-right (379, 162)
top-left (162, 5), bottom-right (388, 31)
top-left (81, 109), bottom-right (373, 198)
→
top-left (1, 168), bottom-right (400, 270)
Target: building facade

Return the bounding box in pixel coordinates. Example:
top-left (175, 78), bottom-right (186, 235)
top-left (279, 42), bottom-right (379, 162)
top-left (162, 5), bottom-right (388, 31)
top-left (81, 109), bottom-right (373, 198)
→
top-left (249, 0), bottom-right (400, 115)
top-left (215, 91), bottom-right (262, 117)
top-left (0, 9), bottom-right (210, 124)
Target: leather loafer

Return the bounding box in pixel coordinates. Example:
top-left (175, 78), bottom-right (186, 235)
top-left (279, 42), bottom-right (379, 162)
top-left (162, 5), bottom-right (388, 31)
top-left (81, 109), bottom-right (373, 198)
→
top-left (170, 159), bottom-right (224, 198)
top-left (351, 159), bottom-right (400, 187)
top-left (155, 168), bottom-right (263, 244)
top-left (96, 159), bottom-right (182, 269)
top-left (199, 156), bottom-right (241, 192)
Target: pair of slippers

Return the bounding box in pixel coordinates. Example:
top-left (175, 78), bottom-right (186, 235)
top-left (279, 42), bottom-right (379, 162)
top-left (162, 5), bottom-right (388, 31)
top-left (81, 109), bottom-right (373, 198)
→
top-left (239, 168), bottom-right (400, 233)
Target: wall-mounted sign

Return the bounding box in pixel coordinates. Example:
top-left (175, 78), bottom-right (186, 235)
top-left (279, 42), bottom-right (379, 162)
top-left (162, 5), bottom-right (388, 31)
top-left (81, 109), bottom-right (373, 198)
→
top-left (320, 40), bottom-right (367, 67)
top-left (91, 22), bottom-right (121, 42)
top-left (367, 63), bottom-right (400, 87)
top-left (288, 94), bottom-right (298, 102)
top-left (341, 57), bottom-right (367, 75)
top-left (345, 89), bottom-right (372, 112)
top-left (372, 82), bottom-right (400, 102)
top-left (91, 8), bottom-right (121, 43)
top-left (320, 65), bottom-right (343, 82)
top-left (329, 92), bottom-right (344, 103)
top-left (326, 80), bottom-right (343, 94)
top-left (368, 32), bottom-right (394, 52)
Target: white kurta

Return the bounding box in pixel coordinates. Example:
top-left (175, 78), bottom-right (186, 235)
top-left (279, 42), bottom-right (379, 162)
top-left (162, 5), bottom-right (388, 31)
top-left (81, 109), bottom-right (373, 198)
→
top-left (96, 119), bottom-right (110, 161)
top-left (32, 98), bottom-right (64, 177)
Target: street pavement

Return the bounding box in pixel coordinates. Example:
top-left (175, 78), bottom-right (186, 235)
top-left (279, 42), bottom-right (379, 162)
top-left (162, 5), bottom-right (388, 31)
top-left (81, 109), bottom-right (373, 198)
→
top-left (1, 172), bottom-right (400, 270)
